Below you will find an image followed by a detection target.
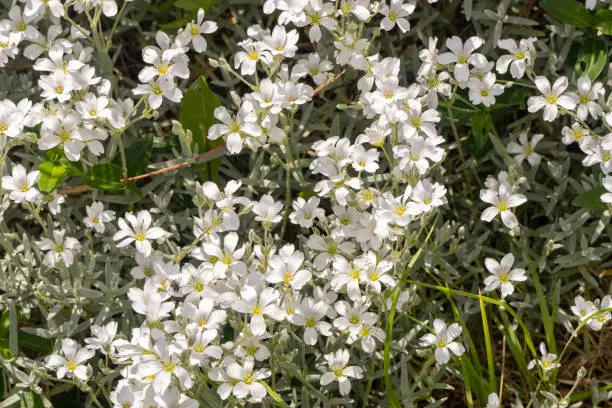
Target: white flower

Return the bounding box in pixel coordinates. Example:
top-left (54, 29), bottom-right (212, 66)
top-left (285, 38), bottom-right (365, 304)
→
top-left (208, 104), bottom-right (262, 154)
top-left (37, 230), bottom-right (81, 268)
top-left (85, 321), bottom-right (118, 354)
top-left (527, 343), bottom-right (559, 372)
top-left (574, 76), bottom-right (604, 120)
top-left (182, 298), bottom-right (227, 331)
top-left (468, 72), bottom-right (504, 107)
top-left (293, 298), bottom-right (332, 345)
top-left (486, 393), bottom-right (500, 408)
top-left (496, 38), bottom-right (536, 79)
top-left (234, 39), bottom-right (272, 75)
top-left (154, 387), bottom-right (199, 408)
top-left (379, 0), bottom-right (415, 33)
top-left (527, 76), bottom-right (577, 122)
top-left (84, 201), bottom-right (116, 233)
top-left (483, 253), bottom-right (527, 298)
top-left (267, 246), bottom-right (312, 290)
top-left (571, 295), bottom-right (597, 322)
top-left (437, 36), bottom-right (487, 82)
top-left (233, 286), bottom-right (283, 335)
top-left (480, 183), bottom-right (527, 229)
top-left (176, 8), bottom-right (218, 53)
top-left (320, 349), bottom-right (363, 396)
top-left (419, 319), bottom-right (465, 364)
top-left (601, 176), bottom-right (612, 204)
top-left (219, 360), bottom-right (270, 402)
top-left (113, 210), bottom-right (167, 256)
top-left (262, 26), bottom-right (299, 58)
top-left (45, 339), bottom-right (94, 381)
top-left (561, 123), bottom-right (591, 147)
top-left (334, 33), bottom-right (368, 70)
top-left (506, 131), bottom-right (543, 167)
top-left (253, 194), bottom-right (283, 225)
top-left (2, 164), bottom-right (41, 204)
top-left (356, 252), bottom-right (395, 293)
top-left (136, 340), bottom-right (192, 394)
top-left (133, 78), bottom-right (183, 110)
top-left (407, 179), bottom-right (447, 215)
top-left (289, 196), bottom-right (324, 228)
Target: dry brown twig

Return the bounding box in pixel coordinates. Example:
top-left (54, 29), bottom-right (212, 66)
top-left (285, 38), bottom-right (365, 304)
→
top-left (57, 68), bottom-right (348, 195)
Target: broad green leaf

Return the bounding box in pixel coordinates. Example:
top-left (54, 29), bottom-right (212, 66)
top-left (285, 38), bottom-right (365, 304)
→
top-left (113, 137), bottom-right (153, 177)
top-left (593, 9), bottom-right (612, 35)
top-left (573, 37), bottom-right (607, 82)
top-left (174, 0), bottom-right (218, 12)
top-left (572, 186), bottom-right (607, 209)
top-left (84, 163), bottom-right (125, 191)
top-left (37, 161), bottom-right (69, 193)
top-left (180, 76), bottom-right (223, 181)
top-left (540, 0), bottom-right (592, 28)
top-left (18, 331), bottom-right (53, 355)
top-left (466, 111), bottom-right (492, 158)
top-left (44, 147), bottom-right (65, 163)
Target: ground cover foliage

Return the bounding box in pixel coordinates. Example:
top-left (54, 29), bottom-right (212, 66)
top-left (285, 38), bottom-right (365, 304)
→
top-left (0, 0), bottom-right (611, 406)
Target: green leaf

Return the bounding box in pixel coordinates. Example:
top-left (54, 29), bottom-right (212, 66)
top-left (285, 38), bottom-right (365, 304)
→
top-left (573, 37), bottom-right (607, 82)
top-left (466, 111), bottom-right (492, 158)
top-left (572, 186), bottom-right (607, 209)
top-left (113, 137), bottom-right (153, 177)
top-left (20, 391), bottom-right (44, 408)
top-left (44, 147), bottom-right (65, 163)
top-left (37, 161), bottom-right (69, 193)
top-left (18, 331), bottom-right (53, 355)
top-left (174, 0), bottom-right (218, 12)
top-left (540, 0), bottom-right (593, 28)
top-left (84, 163), bottom-right (125, 191)
top-left (593, 9), bottom-right (612, 35)
top-left (180, 76), bottom-right (223, 181)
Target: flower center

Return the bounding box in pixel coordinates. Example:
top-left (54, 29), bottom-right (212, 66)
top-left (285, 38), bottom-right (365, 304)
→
top-left (163, 362), bottom-right (176, 372)
top-left (349, 269), bottom-right (360, 280)
top-left (134, 232), bottom-right (146, 241)
top-left (497, 202), bottom-right (508, 211)
top-left (480, 89), bottom-right (489, 97)
top-left (20, 184), bottom-right (29, 192)
top-left (66, 360), bottom-right (77, 371)
top-left (546, 95), bottom-right (557, 104)
top-left (333, 368), bottom-right (344, 377)
top-left (193, 345), bottom-right (204, 353)
top-left (193, 282), bottom-right (203, 292)
top-left (55, 244), bottom-right (64, 253)
top-left (190, 26), bottom-right (199, 36)
top-left (349, 315), bottom-right (360, 325)
top-left (252, 304), bottom-right (263, 315)
top-left (395, 206), bottom-right (406, 216)
top-left (498, 272), bottom-right (509, 282)
top-left (579, 95), bottom-right (589, 104)
top-left (282, 271), bottom-right (294, 285)
top-left (305, 318), bottom-right (316, 328)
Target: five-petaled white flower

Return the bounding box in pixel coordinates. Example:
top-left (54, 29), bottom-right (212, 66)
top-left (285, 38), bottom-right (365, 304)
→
top-left (320, 348), bottom-right (364, 396)
top-left (506, 131), bottom-right (543, 167)
top-left (419, 319), bottom-right (465, 364)
top-left (437, 36), bottom-right (487, 82)
top-left (483, 253), bottom-right (527, 298)
top-left (480, 183), bottom-right (527, 229)
top-left (527, 76), bottom-right (576, 122)
top-left (84, 201), bottom-right (116, 233)
top-left (113, 210), bottom-right (167, 256)
top-left (46, 339), bottom-right (94, 381)
top-left (37, 230), bottom-right (81, 267)
top-left (2, 164), bottom-right (41, 204)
